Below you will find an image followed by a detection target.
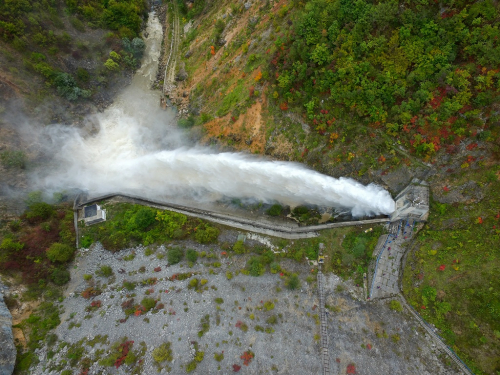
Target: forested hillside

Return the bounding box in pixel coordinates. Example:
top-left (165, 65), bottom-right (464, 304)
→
top-left (270, 0), bottom-right (499, 158)
top-left (0, 0), bottom-right (148, 115)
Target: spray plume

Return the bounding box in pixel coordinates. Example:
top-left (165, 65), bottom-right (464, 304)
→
top-left (29, 13), bottom-right (395, 217)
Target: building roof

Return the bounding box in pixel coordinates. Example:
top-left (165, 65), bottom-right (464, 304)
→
top-left (84, 204), bottom-right (98, 218)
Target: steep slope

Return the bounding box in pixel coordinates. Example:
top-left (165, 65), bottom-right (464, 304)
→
top-left (169, 0), bottom-right (500, 373)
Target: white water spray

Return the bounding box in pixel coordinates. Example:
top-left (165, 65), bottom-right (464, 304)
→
top-left (33, 13), bottom-right (395, 217)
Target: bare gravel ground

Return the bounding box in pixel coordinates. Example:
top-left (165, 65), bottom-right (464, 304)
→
top-left (30, 235), bottom-right (457, 375)
top-left (323, 274), bottom-right (459, 374)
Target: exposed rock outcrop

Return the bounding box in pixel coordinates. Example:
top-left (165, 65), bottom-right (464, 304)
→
top-left (0, 287), bottom-right (15, 375)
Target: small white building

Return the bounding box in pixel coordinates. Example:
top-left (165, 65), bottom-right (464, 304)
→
top-left (83, 204), bottom-right (106, 225)
top-left (390, 179), bottom-right (429, 222)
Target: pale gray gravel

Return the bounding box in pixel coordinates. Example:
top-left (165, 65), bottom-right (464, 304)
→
top-left (29, 238), bottom-right (458, 375)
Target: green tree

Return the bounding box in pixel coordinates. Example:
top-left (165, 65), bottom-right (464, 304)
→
top-left (46, 243), bottom-right (74, 263)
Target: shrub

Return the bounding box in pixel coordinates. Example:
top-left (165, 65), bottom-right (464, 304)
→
top-left (122, 281), bottom-right (136, 291)
top-left (270, 262), bottom-right (280, 274)
top-left (26, 202), bottom-right (54, 221)
top-left (189, 278), bottom-right (199, 289)
top-left (141, 297), bottom-right (156, 312)
top-left (80, 235), bottom-right (92, 248)
top-left (152, 342), bottom-right (173, 363)
top-left (287, 274), bottom-right (300, 290)
top-left (46, 243), bottom-right (74, 263)
top-left (76, 67), bottom-right (90, 82)
top-left (0, 150), bottom-right (26, 169)
top-left (167, 247), bottom-right (184, 264)
top-left (389, 300), bottom-right (403, 312)
top-left (233, 240), bottom-right (246, 254)
top-left (235, 320), bottom-right (248, 332)
top-left (0, 238), bottom-right (24, 252)
top-left (133, 208), bottom-right (156, 230)
top-left (266, 315), bottom-right (278, 324)
top-left (214, 298), bottom-right (224, 304)
top-left (194, 226), bottom-right (219, 244)
top-left (214, 352), bottom-right (224, 361)
top-left (104, 58), bottom-right (119, 70)
top-left (109, 51), bottom-right (121, 61)
top-left (99, 338), bottom-right (137, 368)
top-left (178, 116), bottom-right (195, 128)
top-left (263, 301), bottom-right (275, 311)
top-left (247, 257), bottom-right (265, 277)
top-left (51, 268), bottom-right (70, 285)
top-left (8, 220), bottom-right (21, 232)
top-left (266, 204), bottom-right (283, 216)
top-left (198, 315), bottom-right (210, 337)
top-left (96, 265), bottom-right (113, 278)
top-left (195, 351), bottom-right (204, 362)
top-left (53, 72), bottom-right (90, 100)
top-left (186, 249), bottom-right (198, 262)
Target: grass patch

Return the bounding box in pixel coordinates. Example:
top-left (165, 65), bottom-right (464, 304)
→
top-left (402, 175), bottom-right (500, 374)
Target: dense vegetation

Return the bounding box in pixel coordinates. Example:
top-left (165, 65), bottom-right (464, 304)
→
top-left (0, 198), bottom-right (76, 286)
top-left (403, 168), bottom-right (500, 374)
top-left (80, 203), bottom-right (220, 251)
top-left (0, 0), bottom-right (147, 102)
top-left (270, 0), bottom-right (499, 159)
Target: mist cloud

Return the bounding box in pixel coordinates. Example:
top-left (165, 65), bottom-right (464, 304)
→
top-left (27, 13), bottom-right (395, 218)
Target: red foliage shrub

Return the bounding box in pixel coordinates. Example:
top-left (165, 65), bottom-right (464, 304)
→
top-left (438, 265), bottom-right (446, 271)
top-left (466, 142), bottom-right (478, 151)
top-left (279, 102), bottom-right (288, 111)
top-left (154, 267), bottom-right (161, 272)
top-left (233, 364), bottom-right (241, 372)
top-left (134, 305), bottom-right (146, 316)
top-left (241, 351), bottom-right (254, 366)
top-left (114, 340), bottom-right (134, 368)
top-left (346, 363), bottom-right (357, 374)
top-left (81, 287), bottom-right (101, 299)
top-left (121, 299), bottom-right (134, 310)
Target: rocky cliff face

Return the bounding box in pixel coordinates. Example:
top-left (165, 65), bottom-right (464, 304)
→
top-left (0, 287), bottom-right (15, 375)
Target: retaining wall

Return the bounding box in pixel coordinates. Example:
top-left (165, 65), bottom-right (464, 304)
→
top-left (74, 193), bottom-right (389, 240)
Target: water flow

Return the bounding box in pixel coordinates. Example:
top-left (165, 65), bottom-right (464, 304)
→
top-left (35, 12), bottom-right (395, 217)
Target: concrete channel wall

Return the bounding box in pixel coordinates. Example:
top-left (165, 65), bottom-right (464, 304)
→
top-left (74, 193), bottom-right (389, 240)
